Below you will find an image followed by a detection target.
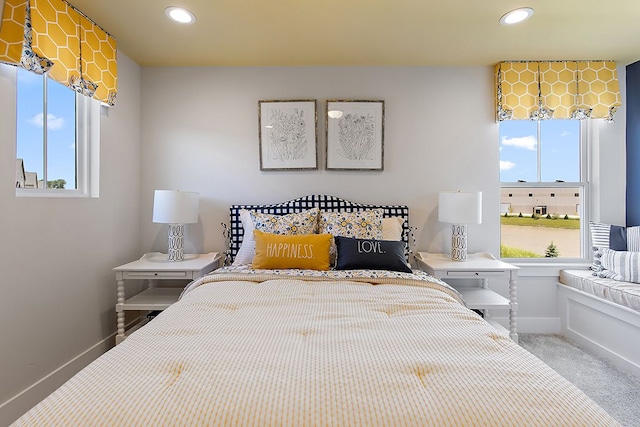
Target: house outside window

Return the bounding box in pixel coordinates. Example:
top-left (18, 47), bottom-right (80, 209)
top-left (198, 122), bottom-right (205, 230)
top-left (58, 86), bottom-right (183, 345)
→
top-left (6, 65), bottom-right (100, 197)
top-left (500, 119), bottom-right (586, 259)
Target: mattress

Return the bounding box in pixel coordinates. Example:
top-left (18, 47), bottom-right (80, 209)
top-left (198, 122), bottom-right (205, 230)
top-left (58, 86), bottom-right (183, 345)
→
top-left (14, 268), bottom-right (618, 426)
top-left (560, 269), bottom-right (640, 312)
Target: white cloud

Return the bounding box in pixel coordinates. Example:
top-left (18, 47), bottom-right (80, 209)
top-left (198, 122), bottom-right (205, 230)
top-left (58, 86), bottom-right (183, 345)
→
top-left (500, 160), bottom-right (516, 171)
top-left (501, 135), bottom-right (536, 151)
top-left (28, 113), bottom-right (65, 130)
top-left (561, 131), bottom-right (570, 137)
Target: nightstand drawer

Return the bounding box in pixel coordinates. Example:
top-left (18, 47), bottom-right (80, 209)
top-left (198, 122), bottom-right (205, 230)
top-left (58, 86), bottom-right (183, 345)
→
top-left (445, 270), bottom-right (507, 278)
top-left (123, 271), bottom-right (188, 279)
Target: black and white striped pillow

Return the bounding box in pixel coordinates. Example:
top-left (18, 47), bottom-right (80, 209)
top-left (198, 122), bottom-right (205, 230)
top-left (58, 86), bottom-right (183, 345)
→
top-left (589, 221), bottom-right (640, 272)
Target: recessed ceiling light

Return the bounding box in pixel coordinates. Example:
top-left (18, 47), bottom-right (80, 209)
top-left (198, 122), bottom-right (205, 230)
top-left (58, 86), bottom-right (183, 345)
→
top-left (499, 7), bottom-right (534, 25)
top-left (327, 110), bottom-right (343, 119)
top-left (165, 6), bottom-right (196, 24)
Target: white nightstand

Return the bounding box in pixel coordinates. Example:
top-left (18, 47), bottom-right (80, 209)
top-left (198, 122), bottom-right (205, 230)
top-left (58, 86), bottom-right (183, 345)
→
top-left (113, 252), bottom-right (221, 344)
top-left (415, 252), bottom-right (519, 343)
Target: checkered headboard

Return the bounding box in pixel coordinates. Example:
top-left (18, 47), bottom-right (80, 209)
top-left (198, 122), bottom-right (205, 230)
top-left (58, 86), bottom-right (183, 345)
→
top-left (228, 194), bottom-right (410, 263)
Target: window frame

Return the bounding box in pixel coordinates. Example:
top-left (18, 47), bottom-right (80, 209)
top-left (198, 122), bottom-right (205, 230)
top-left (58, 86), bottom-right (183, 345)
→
top-left (500, 119), bottom-right (590, 262)
top-left (6, 64), bottom-right (100, 198)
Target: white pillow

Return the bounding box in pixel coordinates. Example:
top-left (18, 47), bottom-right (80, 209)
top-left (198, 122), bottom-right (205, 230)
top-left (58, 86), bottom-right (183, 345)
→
top-left (382, 217), bottom-right (404, 241)
top-left (232, 210), bottom-right (256, 265)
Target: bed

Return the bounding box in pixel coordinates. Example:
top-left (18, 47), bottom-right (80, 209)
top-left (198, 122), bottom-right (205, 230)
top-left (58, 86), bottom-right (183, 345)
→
top-left (13, 195), bottom-right (619, 426)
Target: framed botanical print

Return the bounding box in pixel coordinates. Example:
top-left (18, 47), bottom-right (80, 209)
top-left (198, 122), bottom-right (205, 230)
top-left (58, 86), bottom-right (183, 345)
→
top-left (258, 99), bottom-right (318, 170)
top-left (326, 100), bottom-right (384, 171)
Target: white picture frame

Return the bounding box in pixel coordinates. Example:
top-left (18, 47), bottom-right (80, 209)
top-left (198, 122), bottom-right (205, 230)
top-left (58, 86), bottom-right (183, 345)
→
top-left (326, 100), bottom-right (385, 171)
top-left (258, 99), bottom-right (318, 170)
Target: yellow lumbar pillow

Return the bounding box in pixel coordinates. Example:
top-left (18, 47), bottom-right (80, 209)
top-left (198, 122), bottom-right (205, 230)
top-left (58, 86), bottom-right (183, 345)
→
top-left (252, 230), bottom-right (332, 270)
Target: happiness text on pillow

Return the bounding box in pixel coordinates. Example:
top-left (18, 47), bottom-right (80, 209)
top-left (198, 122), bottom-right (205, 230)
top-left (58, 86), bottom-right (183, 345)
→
top-left (266, 243), bottom-right (315, 259)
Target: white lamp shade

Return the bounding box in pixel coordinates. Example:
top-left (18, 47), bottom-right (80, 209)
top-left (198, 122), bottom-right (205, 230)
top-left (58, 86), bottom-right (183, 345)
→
top-left (438, 191), bottom-right (482, 224)
top-left (152, 190), bottom-right (199, 224)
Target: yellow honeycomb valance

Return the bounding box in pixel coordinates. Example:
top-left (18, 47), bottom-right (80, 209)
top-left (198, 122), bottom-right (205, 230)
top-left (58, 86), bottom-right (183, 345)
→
top-left (0, 0), bottom-right (27, 66)
top-left (0, 0), bottom-right (117, 106)
top-left (495, 61), bottom-right (621, 122)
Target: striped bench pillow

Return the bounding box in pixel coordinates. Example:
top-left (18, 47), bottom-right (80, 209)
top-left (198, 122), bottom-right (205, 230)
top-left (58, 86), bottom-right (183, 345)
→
top-left (596, 248), bottom-right (640, 283)
top-left (589, 221), bottom-right (640, 272)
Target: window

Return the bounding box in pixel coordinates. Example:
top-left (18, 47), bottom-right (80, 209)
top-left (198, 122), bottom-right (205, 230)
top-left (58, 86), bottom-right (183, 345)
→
top-left (9, 65), bottom-right (99, 196)
top-left (500, 119), bottom-right (587, 259)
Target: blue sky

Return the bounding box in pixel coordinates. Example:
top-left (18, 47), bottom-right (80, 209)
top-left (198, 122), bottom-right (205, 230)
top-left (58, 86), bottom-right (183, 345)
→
top-left (16, 67), bottom-right (76, 188)
top-left (499, 119), bottom-right (580, 183)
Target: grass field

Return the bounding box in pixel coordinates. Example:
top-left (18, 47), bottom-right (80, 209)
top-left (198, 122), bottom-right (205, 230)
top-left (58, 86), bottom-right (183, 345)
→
top-left (500, 245), bottom-right (542, 258)
top-left (501, 216), bottom-right (580, 229)
top-left (500, 216), bottom-right (580, 258)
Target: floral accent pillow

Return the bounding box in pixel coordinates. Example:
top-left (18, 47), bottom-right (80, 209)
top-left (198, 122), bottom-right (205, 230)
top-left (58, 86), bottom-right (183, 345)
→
top-left (250, 208), bottom-right (319, 236)
top-left (319, 209), bottom-right (384, 240)
top-left (319, 209), bottom-right (384, 265)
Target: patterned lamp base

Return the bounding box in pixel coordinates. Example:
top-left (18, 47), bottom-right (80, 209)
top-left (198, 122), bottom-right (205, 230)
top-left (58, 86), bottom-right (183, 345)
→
top-left (167, 224), bottom-right (186, 261)
top-left (451, 224), bottom-right (468, 261)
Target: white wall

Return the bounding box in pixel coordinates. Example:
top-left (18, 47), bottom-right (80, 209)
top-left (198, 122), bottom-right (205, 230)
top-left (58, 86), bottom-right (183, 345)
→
top-left (139, 65), bottom-right (627, 331)
top-left (139, 66), bottom-right (503, 256)
top-left (0, 53), bottom-right (142, 425)
top-left (593, 66), bottom-right (628, 226)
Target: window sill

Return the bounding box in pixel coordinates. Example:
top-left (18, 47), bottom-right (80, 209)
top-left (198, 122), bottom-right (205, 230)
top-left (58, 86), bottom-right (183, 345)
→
top-left (16, 189), bottom-right (88, 198)
top-left (502, 259), bottom-right (591, 277)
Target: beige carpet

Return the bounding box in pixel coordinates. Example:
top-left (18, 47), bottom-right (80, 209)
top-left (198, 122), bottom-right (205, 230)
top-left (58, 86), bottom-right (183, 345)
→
top-left (519, 333), bottom-right (640, 427)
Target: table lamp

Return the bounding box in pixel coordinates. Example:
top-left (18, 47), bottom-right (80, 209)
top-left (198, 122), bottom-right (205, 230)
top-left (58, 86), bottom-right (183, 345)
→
top-left (438, 191), bottom-right (482, 261)
top-left (152, 190), bottom-right (199, 261)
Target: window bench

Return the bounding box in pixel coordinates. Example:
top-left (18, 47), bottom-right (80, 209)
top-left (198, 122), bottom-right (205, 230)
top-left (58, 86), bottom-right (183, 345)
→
top-left (558, 269), bottom-right (640, 378)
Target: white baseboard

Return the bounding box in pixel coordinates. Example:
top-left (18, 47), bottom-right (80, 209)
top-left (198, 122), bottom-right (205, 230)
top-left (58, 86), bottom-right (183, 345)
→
top-left (488, 316), bottom-right (561, 334)
top-left (0, 336), bottom-right (111, 426)
top-left (0, 316), bottom-right (148, 427)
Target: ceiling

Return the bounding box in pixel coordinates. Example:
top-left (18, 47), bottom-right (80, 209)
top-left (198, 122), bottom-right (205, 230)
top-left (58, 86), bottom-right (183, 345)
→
top-left (68, 0), bottom-right (640, 67)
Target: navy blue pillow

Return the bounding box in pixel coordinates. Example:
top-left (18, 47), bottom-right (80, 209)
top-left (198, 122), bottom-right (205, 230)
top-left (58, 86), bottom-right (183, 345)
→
top-left (609, 225), bottom-right (629, 250)
top-left (334, 236), bottom-right (412, 273)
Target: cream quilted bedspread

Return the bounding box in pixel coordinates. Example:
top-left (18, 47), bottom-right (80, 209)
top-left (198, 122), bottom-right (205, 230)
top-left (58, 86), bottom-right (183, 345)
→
top-left (14, 269), bottom-right (619, 426)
